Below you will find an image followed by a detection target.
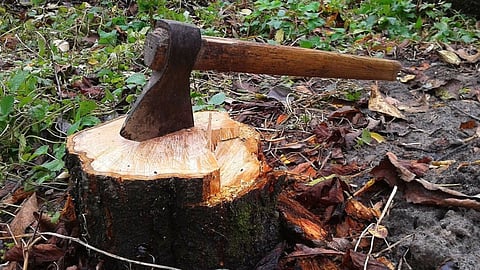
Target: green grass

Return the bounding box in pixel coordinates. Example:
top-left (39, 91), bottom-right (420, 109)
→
top-left (0, 0), bottom-right (478, 189)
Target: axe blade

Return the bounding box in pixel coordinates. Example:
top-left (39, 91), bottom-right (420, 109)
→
top-left (120, 20), bottom-right (201, 142)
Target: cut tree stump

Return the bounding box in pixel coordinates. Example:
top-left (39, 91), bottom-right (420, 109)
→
top-left (66, 111), bottom-right (282, 270)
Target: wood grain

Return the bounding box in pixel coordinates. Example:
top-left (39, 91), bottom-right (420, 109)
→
top-left (145, 29), bottom-right (401, 81)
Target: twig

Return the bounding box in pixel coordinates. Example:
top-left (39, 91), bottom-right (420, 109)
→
top-left (377, 185), bottom-right (397, 226)
top-left (373, 233), bottom-right (414, 257)
top-left (354, 186), bottom-right (397, 269)
top-left (448, 103), bottom-right (480, 122)
top-left (15, 34), bottom-right (44, 60)
top-left (39, 232), bottom-right (182, 270)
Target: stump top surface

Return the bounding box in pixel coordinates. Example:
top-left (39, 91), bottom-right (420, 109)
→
top-left (67, 111), bottom-right (260, 185)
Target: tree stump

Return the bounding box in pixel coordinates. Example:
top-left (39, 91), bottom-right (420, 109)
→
top-left (66, 111), bottom-right (281, 269)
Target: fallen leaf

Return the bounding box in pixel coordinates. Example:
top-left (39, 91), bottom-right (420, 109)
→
top-left (368, 224), bottom-right (388, 239)
top-left (1, 186), bottom-right (32, 205)
top-left (456, 49), bottom-right (480, 63)
top-left (291, 162), bottom-right (317, 177)
top-left (255, 242), bottom-right (286, 269)
top-left (233, 79), bottom-right (259, 93)
top-left (277, 193), bottom-right (328, 242)
top-left (336, 216), bottom-right (368, 238)
top-left (314, 123), bottom-right (352, 147)
top-left (397, 94), bottom-right (430, 113)
top-left (87, 58), bottom-right (99, 65)
top-left (295, 85), bottom-right (314, 95)
top-left (328, 106), bottom-right (360, 120)
top-left (275, 28), bottom-right (285, 44)
top-left (368, 84), bottom-right (405, 119)
top-left (239, 8), bottom-right (252, 16)
top-left (267, 85), bottom-right (294, 104)
top-left (10, 193), bottom-right (38, 241)
top-left (371, 153), bottom-right (480, 210)
top-left (345, 199), bottom-right (380, 221)
top-left (0, 34), bottom-right (18, 49)
top-left (444, 43), bottom-right (480, 63)
top-left (287, 244), bottom-right (344, 258)
top-left (434, 79), bottom-right (463, 100)
top-left (4, 243), bottom-right (64, 263)
top-left (326, 237), bottom-right (353, 251)
top-left (276, 114), bottom-right (289, 125)
top-left (52, 39), bottom-right (69, 52)
top-left (377, 256), bottom-right (395, 270)
top-left (343, 250), bottom-right (390, 270)
top-left (296, 178), bottom-right (346, 208)
top-left (71, 76), bottom-right (104, 99)
top-left (404, 178), bottom-right (480, 210)
top-left (460, 120), bottom-right (477, 129)
top-left (438, 50), bottom-right (461, 65)
top-left (61, 193), bottom-right (77, 223)
top-left (370, 132), bottom-right (386, 143)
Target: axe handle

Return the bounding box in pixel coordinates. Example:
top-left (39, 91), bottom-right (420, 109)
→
top-left (145, 30), bottom-right (401, 81)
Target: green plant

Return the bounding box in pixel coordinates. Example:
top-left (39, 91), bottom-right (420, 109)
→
top-left (192, 92), bottom-right (226, 112)
top-left (355, 128), bottom-right (372, 148)
top-left (0, 1), bottom-right (156, 187)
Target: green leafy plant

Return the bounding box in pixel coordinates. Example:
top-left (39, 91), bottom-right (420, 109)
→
top-left (355, 129), bottom-right (372, 148)
top-left (192, 92), bottom-right (227, 112)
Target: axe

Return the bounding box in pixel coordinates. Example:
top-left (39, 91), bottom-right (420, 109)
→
top-left (120, 20), bottom-right (401, 142)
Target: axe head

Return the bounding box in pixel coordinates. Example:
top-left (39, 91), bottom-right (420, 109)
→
top-left (120, 20), bottom-right (201, 142)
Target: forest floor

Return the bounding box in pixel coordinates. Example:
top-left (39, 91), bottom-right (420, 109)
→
top-left (1, 2), bottom-right (480, 270)
top-left (226, 42), bottom-right (480, 269)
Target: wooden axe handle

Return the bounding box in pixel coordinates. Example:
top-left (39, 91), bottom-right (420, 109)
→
top-left (145, 29), bottom-right (401, 81)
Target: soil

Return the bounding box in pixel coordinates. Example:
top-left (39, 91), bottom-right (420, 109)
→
top-left (370, 61), bottom-right (480, 270)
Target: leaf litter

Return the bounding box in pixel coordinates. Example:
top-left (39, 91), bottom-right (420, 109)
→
top-left (225, 42), bottom-right (480, 269)
top-left (1, 7), bottom-right (480, 270)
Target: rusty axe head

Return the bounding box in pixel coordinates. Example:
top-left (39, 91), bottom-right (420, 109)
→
top-left (120, 20), bottom-right (201, 142)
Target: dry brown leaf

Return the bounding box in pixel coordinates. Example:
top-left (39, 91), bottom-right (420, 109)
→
top-left (255, 242), bottom-right (286, 269)
top-left (456, 49), bottom-right (480, 63)
top-left (368, 224), bottom-right (388, 239)
top-left (376, 256), bottom-right (395, 270)
top-left (444, 43), bottom-right (480, 63)
top-left (460, 120), bottom-right (478, 130)
top-left (368, 84), bottom-right (406, 119)
top-left (4, 243), bottom-right (64, 263)
top-left (371, 153), bottom-right (480, 210)
top-left (296, 178), bottom-right (345, 208)
top-left (287, 244), bottom-right (345, 258)
top-left (344, 250), bottom-right (390, 270)
top-left (438, 50), bottom-right (461, 65)
top-left (10, 193), bottom-right (38, 240)
top-left (277, 193), bottom-right (328, 242)
top-left (295, 85), bottom-right (314, 95)
top-left (345, 199), bottom-right (380, 221)
top-left (404, 178), bottom-right (480, 210)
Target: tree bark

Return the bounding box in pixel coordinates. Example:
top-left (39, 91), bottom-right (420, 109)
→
top-left (66, 111), bottom-right (282, 269)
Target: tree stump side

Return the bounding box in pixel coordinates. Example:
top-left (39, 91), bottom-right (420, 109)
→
top-left (173, 174), bottom-right (283, 270)
top-left (66, 111), bottom-right (281, 269)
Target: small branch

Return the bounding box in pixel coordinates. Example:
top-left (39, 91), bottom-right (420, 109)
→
top-left (373, 234), bottom-right (414, 257)
top-left (39, 232), bottom-right (181, 270)
top-left (449, 103), bottom-right (480, 122)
